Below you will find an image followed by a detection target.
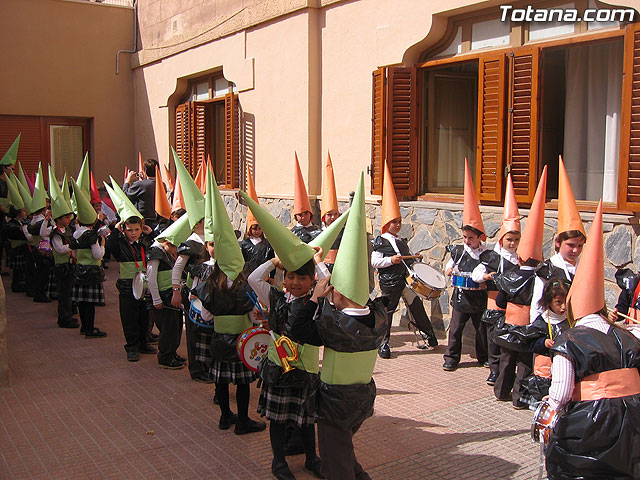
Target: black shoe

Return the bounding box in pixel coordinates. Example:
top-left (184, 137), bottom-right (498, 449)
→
top-left (378, 343), bottom-right (391, 359)
top-left (218, 413), bottom-right (237, 430)
top-left (175, 354), bottom-right (187, 364)
top-left (486, 372), bottom-right (498, 386)
top-left (138, 345), bottom-right (158, 354)
top-left (147, 334), bottom-right (159, 344)
top-left (33, 296), bottom-right (52, 303)
top-left (234, 418), bottom-right (266, 435)
top-left (479, 360), bottom-right (490, 368)
top-left (11, 285), bottom-right (25, 293)
top-left (85, 328), bottom-right (107, 338)
top-left (213, 392), bottom-right (220, 405)
top-left (427, 336), bottom-right (439, 347)
top-left (58, 320), bottom-right (79, 329)
top-left (193, 373), bottom-right (214, 384)
top-left (442, 362), bottom-right (458, 371)
top-left (158, 360), bottom-right (184, 370)
top-left (127, 351), bottom-right (139, 362)
top-left (272, 460), bottom-right (295, 480)
top-left (513, 401), bottom-right (528, 410)
top-left (305, 457), bottom-right (325, 479)
top-left (96, 301), bottom-right (106, 307)
top-left (495, 396), bottom-right (511, 402)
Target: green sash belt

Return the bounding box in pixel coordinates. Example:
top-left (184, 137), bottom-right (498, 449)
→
top-left (320, 348), bottom-right (378, 385)
top-left (30, 234), bottom-right (41, 247)
top-left (52, 248), bottom-right (71, 265)
top-left (186, 272), bottom-right (193, 288)
top-left (214, 314), bottom-right (252, 335)
top-left (157, 269), bottom-right (173, 292)
top-left (268, 333), bottom-right (320, 374)
top-left (10, 239), bottom-right (26, 248)
top-left (77, 248), bottom-right (101, 266)
top-left (120, 261), bottom-right (145, 280)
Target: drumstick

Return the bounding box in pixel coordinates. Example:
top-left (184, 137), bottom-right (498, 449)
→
top-left (246, 291), bottom-right (268, 323)
top-left (399, 255), bottom-right (422, 260)
top-left (613, 310), bottom-right (640, 324)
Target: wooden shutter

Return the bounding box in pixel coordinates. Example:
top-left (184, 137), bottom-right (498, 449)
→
top-left (0, 115), bottom-right (44, 177)
top-left (507, 47), bottom-right (539, 203)
top-left (476, 54), bottom-right (506, 202)
top-left (192, 101), bottom-right (208, 177)
top-left (385, 67), bottom-right (419, 197)
top-left (619, 23), bottom-right (640, 210)
top-left (175, 103), bottom-right (190, 172)
top-left (370, 67), bottom-right (386, 195)
top-left (224, 93), bottom-right (240, 189)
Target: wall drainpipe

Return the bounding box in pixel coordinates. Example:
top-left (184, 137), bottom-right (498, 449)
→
top-left (115, 0), bottom-right (138, 75)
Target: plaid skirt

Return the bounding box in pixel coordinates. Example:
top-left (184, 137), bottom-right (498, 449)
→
top-left (71, 282), bottom-right (105, 304)
top-left (210, 357), bottom-right (256, 385)
top-left (7, 252), bottom-right (25, 270)
top-left (46, 268), bottom-right (57, 299)
top-left (194, 329), bottom-right (214, 364)
top-left (257, 383), bottom-right (316, 428)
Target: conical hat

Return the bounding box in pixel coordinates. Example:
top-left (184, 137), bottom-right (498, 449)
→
top-left (0, 134), bottom-right (20, 166)
top-left (107, 176), bottom-right (143, 221)
top-left (516, 166), bottom-right (548, 263)
top-left (71, 177), bottom-right (97, 225)
top-left (90, 172), bottom-right (101, 205)
top-left (61, 173), bottom-right (71, 207)
top-left (331, 172), bottom-right (370, 306)
top-left (29, 163), bottom-right (47, 214)
top-left (155, 165), bottom-right (172, 219)
top-left (162, 163), bottom-right (174, 192)
top-left (566, 199), bottom-right (605, 320)
top-left (462, 158), bottom-right (485, 240)
top-left (138, 152), bottom-right (144, 174)
top-left (204, 167), bottom-right (214, 242)
top-left (381, 161), bottom-right (401, 233)
top-left (6, 173), bottom-right (24, 210)
top-left (12, 171), bottom-right (31, 214)
top-left (194, 159), bottom-right (206, 195)
top-left (172, 147), bottom-right (204, 228)
top-left (321, 152), bottom-right (339, 222)
top-left (17, 162), bottom-right (29, 193)
top-left (309, 207), bottom-right (350, 261)
top-left (293, 153), bottom-right (313, 216)
top-left (206, 168), bottom-right (244, 281)
top-left (497, 173), bottom-right (521, 242)
top-left (171, 174), bottom-right (186, 212)
top-left (156, 212), bottom-right (192, 247)
top-left (26, 171), bottom-right (35, 195)
top-left (76, 153), bottom-right (91, 196)
top-left (239, 190), bottom-right (316, 271)
top-left (202, 154), bottom-right (211, 194)
top-left (245, 166), bottom-right (259, 232)
top-left (48, 165), bottom-right (73, 219)
top-left (557, 156), bottom-right (585, 236)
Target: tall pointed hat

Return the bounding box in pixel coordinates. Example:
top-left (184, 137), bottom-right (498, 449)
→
top-left (25, 170), bottom-right (35, 195)
top-left (239, 190), bottom-right (316, 271)
top-left (330, 172), bottom-right (369, 306)
top-left (6, 174), bottom-right (24, 210)
top-left (76, 153), bottom-right (91, 196)
top-left (90, 172), bottom-right (101, 205)
top-left (71, 177), bottom-right (97, 225)
top-left (171, 174), bottom-right (186, 212)
top-left (106, 176), bottom-right (143, 221)
top-left (566, 199), bottom-right (605, 321)
top-left (29, 163), bottom-right (47, 214)
top-left (245, 166), bottom-right (260, 233)
top-left (156, 212), bottom-right (192, 247)
top-left (48, 165), bottom-right (73, 219)
top-left (172, 147), bottom-right (204, 227)
top-left (162, 163), bottom-right (174, 192)
top-left (557, 156), bottom-right (585, 236)
top-left (205, 168), bottom-right (245, 281)
top-left (194, 159), bottom-right (206, 196)
top-left (309, 208), bottom-right (350, 262)
top-left (462, 158), bottom-right (486, 240)
top-left (61, 173), bottom-right (72, 207)
top-left (497, 173), bottom-right (521, 242)
top-left (516, 166), bottom-right (548, 263)
top-left (293, 152), bottom-right (313, 216)
top-left (0, 134), bottom-right (20, 166)
top-left (17, 162), bottom-right (29, 193)
top-left (12, 171), bottom-right (31, 214)
top-left (321, 152), bottom-right (339, 222)
top-left (381, 161), bottom-right (401, 233)
top-left (155, 165), bottom-right (172, 219)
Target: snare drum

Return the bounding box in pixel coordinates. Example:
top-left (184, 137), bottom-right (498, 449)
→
top-left (406, 263), bottom-right (446, 300)
top-left (531, 401), bottom-right (560, 444)
top-left (132, 271), bottom-right (148, 300)
top-left (452, 272), bottom-right (480, 290)
top-left (236, 326), bottom-right (271, 372)
top-left (188, 298), bottom-right (214, 327)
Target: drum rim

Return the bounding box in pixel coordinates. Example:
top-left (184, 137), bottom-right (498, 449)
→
top-left (236, 327), bottom-right (271, 372)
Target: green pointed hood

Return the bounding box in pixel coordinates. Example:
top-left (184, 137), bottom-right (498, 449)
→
top-left (1, 134), bottom-right (21, 166)
top-left (107, 175), bottom-right (143, 221)
top-left (239, 190), bottom-right (315, 272)
top-left (29, 163), bottom-right (47, 214)
top-left (76, 153), bottom-right (91, 196)
top-left (206, 169), bottom-right (244, 281)
top-left (12, 171), bottom-right (31, 214)
top-left (172, 147), bottom-right (204, 228)
top-left (17, 162), bottom-right (29, 193)
top-left (309, 208), bottom-right (350, 261)
top-left (156, 212), bottom-right (192, 247)
top-left (61, 173), bottom-right (71, 207)
top-left (204, 167), bottom-right (214, 241)
top-left (48, 165), bottom-right (73, 219)
top-left (330, 172), bottom-right (370, 306)
top-left (6, 173), bottom-right (24, 210)
top-left (71, 177), bottom-right (97, 225)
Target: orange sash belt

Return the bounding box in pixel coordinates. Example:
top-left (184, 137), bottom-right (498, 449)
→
top-left (572, 368), bottom-right (640, 402)
top-left (506, 303), bottom-right (530, 326)
top-left (487, 291), bottom-right (505, 312)
top-left (324, 249), bottom-right (337, 265)
top-left (534, 354), bottom-right (552, 379)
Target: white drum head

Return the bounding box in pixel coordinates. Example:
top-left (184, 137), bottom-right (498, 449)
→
top-left (412, 263), bottom-right (446, 289)
top-left (191, 298), bottom-right (203, 313)
top-left (132, 272), bottom-right (145, 300)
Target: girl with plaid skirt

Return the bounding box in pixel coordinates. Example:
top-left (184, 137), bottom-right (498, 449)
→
top-left (5, 206), bottom-right (29, 293)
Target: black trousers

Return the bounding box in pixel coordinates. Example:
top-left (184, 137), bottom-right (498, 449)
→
top-left (494, 346), bottom-right (533, 404)
top-left (119, 289), bottom-right (150, 353)
top-left (443, 308), bottom-right (488, 365)
top-left (318, 421), bottom-right (370, 480)
top-left (183, 295), bottom-right (207, 378)
top-left (150, 306), bottom-right (182, 364)
top-left (78, 302), bottom-right (95, 332)
top-left (486, 323), bottom-right (502, 375)
top-left (54, 264), bottom-right (74, 323)
top-left (32, 251), bottom-right (50, 299)
top-left (380, 286), bottom-right (436, 344)
top-left (24, 249), bottom-right (36, 296)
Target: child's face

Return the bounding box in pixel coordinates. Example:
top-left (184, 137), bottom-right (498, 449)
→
top-left (124, 222), bottom-right (142, 243)
top-left (57, 214), bottom-right (73, 228)
top-left (294, 211), bottom-right (312, 226)
top-left (17, 208), bottom-right (26, 220)
top-left (386, 218), bottom-right (402, 235)
top-left (556, 237), bottom-right (585, 265)
top-left (550, 295), bottom-right (567, 316)
top-left (463, 230), bottom-right (481, 249)
top-left (323, 210), bottom-right (340, 226)
top-left (283, 271), bottom-right (313, 297)
top-left (249, 224), bottom-right (263, 238)
top-left (501, 232), bottom-right (521, 253)
top-left (206, 242), bottom-right (215, 259)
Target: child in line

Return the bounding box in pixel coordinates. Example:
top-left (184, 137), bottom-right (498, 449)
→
top-left (50, 212), bottom-right (77, 328)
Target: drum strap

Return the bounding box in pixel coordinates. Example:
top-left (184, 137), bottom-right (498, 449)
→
top-left (128, 243), bottom-right (146, 270)
top-left (572, 367), bottom-right (640, 402)
top-left (267, 333), bottom-right (320, 374)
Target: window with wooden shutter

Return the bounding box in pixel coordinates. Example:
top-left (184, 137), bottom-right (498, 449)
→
top-left (192, 101), bottom-right (208, 177)
top-left (370, 67), bottom-right (386, 195)
top-left (476, 53), bottom-right (506, 202)
top-left (507, 46), bottom-right (540, 203)
top-left (0, 115), bottom-right (44, 177)
top-left (619, 22), bottom-right (640, 211)
top-left (175, 103), bottom-right (190, 172)
top-left (224, 92), bottom-right (240, 189)
top-left (385, 67), bottom-right (419, 197)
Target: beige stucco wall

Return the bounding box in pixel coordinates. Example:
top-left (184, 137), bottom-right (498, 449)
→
top-left (0, 0), bottom-right (134, 184)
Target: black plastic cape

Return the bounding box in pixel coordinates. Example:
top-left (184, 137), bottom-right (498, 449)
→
top-left (546, 325), bottom-right (640, 480)
top-left (491, 268), bottom-right (536, 351)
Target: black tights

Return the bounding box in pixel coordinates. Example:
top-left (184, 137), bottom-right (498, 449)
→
top-left (78, 302), bottom-right (95, 332)
top-left (215, 382), bottom-right (249, 420)
top-left (269, 422), bottom-right (317, 463)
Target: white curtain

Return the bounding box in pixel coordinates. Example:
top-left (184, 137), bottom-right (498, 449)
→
top-left (563, 40), bottom-right (622, 202)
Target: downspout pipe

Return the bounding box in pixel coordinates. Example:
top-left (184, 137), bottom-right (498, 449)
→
top-left (116, 0), bottom-right (138, 75)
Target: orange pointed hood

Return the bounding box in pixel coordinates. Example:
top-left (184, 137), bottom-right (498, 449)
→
top-left (497, 173), bottom-right (521, 242)
top-left (138, 152), bottom-right (144, 174)
top-left (381, 161), bottom-right (401, 233)
top-left (194, 159), bottom-right (206, 195)
top-left (566, 199), bottom-right (605, 321)
top-left (162, 163), bottom-right (175, 192)
top-left (171, 174), bottom-right (186, 212)
top-left (321, 152), bottom-right (339, 222)
top-left (245, 166), bottom-right (259, 233)
top-left (155, 165), bottom-right (172, 219)
top-left (517, 166), bottom-right (548, 263)
top-left (293, 152), bottom-right (312, 216)
top-left (558, 156), bottom-right (585, 236)
top-left (462, 158), bottom-right (485, 240)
